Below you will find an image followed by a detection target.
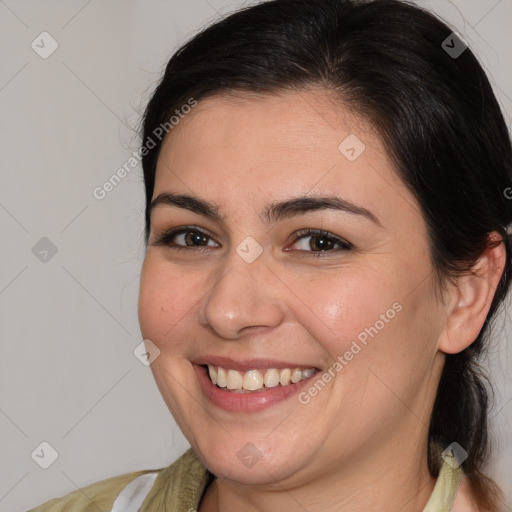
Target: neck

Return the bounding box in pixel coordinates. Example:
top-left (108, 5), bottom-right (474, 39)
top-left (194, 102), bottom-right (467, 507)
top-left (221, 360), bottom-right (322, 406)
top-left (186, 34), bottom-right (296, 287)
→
top-left (198, 439), bottom-right (437, 512)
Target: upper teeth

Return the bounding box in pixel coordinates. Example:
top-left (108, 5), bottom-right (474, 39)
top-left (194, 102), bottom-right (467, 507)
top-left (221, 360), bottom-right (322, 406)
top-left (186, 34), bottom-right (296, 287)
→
top-left (207, 365), bottom-right (316, 392)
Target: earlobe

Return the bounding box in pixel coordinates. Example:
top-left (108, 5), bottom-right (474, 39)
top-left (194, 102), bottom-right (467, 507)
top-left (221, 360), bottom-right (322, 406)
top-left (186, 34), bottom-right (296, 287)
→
top-left (438, 232), bottom-right (507, 355)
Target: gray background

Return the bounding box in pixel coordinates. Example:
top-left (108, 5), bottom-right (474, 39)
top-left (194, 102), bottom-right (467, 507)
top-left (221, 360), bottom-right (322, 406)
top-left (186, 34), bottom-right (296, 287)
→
top-left (0, 1), bottom-right (511, 510)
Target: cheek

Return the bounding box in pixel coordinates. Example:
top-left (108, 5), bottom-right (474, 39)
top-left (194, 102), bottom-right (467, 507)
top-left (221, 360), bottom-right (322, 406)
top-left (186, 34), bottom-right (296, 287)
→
top-left (297, 259), bottom-right (438, 403)
top-left (293, 267), bottom-right (400, 360)
top-left (328, 274), bottom-right (441, 410)
top-left (138, 255), bottom-right (200, 348)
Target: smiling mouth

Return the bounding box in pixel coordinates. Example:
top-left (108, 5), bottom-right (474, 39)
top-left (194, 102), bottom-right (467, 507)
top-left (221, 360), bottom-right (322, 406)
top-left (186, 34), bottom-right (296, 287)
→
top-left (203, 364), bottom-right (320, 393)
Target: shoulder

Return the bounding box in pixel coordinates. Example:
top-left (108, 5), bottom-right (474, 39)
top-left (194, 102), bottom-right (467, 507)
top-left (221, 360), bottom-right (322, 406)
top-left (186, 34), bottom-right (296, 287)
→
top-left (27, 449), bottom-right (206, 512)
top-left (27, 468), bottom-right (162, 511)
top-left (141, 448), bottom-right (213, 510)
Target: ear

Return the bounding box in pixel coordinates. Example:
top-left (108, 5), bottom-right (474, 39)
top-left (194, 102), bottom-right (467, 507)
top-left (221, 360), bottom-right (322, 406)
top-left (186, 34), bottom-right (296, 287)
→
top-left (438, 232), bottom-right (507, 355)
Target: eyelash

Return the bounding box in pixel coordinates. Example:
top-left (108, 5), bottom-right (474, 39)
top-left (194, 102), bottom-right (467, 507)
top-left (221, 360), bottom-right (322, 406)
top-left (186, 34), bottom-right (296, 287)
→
top-left (152, 226), bottom-right (353, 257)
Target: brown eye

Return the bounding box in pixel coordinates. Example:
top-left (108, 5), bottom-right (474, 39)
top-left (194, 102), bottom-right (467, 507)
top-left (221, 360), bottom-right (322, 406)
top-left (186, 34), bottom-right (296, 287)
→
top-left (288, 229), bottom-right (353, 256)
top-left (182, 230), bottom-right (210, 246)
top-left (153, 227), bottom-right (219, 249)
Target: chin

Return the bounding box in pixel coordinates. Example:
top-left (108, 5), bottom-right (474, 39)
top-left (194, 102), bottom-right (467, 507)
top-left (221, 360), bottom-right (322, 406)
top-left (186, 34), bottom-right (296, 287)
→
top-left (193, 435), bottom-right (315, 486)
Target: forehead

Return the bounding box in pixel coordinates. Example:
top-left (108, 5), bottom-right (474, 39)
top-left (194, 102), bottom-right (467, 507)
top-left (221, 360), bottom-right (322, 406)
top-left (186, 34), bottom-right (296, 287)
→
top-left (152, 90), bottom-right (419, 230)
top-left (156, 90), bottom-right (389, 179)
top-left (163, 90), bottom-right (378, 159)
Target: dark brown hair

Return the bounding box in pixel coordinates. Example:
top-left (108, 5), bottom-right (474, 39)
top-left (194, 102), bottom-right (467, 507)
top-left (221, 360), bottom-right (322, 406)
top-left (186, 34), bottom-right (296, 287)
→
top-left (140, 1), bottom-right (512, 509)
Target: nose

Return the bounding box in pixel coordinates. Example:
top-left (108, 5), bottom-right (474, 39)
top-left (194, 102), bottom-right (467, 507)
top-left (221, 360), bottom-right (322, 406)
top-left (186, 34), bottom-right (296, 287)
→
top-left (198, 255), bottom-right (285, 340)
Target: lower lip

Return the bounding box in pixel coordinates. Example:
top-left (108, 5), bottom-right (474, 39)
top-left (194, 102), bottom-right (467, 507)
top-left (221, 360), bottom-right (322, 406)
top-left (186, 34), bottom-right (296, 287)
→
top-left (193, 364), bottom-right (318, 413)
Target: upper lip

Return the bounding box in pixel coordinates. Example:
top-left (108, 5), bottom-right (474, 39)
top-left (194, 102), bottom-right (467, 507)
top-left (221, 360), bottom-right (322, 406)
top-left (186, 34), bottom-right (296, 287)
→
top-left (192, 356), bottom-right (318, 372)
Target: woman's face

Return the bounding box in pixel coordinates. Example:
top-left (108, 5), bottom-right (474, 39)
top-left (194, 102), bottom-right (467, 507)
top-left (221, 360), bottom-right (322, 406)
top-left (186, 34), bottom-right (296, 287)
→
top-left (138, 90), bottom-right (448, 486)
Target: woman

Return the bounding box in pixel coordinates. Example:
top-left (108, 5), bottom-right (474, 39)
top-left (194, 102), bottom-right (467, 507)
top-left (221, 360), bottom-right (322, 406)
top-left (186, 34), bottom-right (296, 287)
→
top-left (30, 0), bottom-right (512, 510)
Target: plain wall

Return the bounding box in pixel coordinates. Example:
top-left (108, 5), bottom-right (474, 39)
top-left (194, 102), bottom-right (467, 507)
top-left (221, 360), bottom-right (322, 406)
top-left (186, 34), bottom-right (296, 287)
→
top-left (0, 1), bottom-right (510, 510)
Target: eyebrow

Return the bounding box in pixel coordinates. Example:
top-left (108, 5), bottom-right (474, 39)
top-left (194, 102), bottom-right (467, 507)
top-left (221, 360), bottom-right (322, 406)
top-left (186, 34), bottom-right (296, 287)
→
top-left (149, 192), bottom-right (382, 227)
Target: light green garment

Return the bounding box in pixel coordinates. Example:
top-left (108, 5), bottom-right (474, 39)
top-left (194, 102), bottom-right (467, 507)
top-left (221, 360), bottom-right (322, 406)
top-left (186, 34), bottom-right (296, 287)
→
top-left (423, 449), bottom-right (464, 512)
top-left (28, 447), bottom-right (463, 511)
